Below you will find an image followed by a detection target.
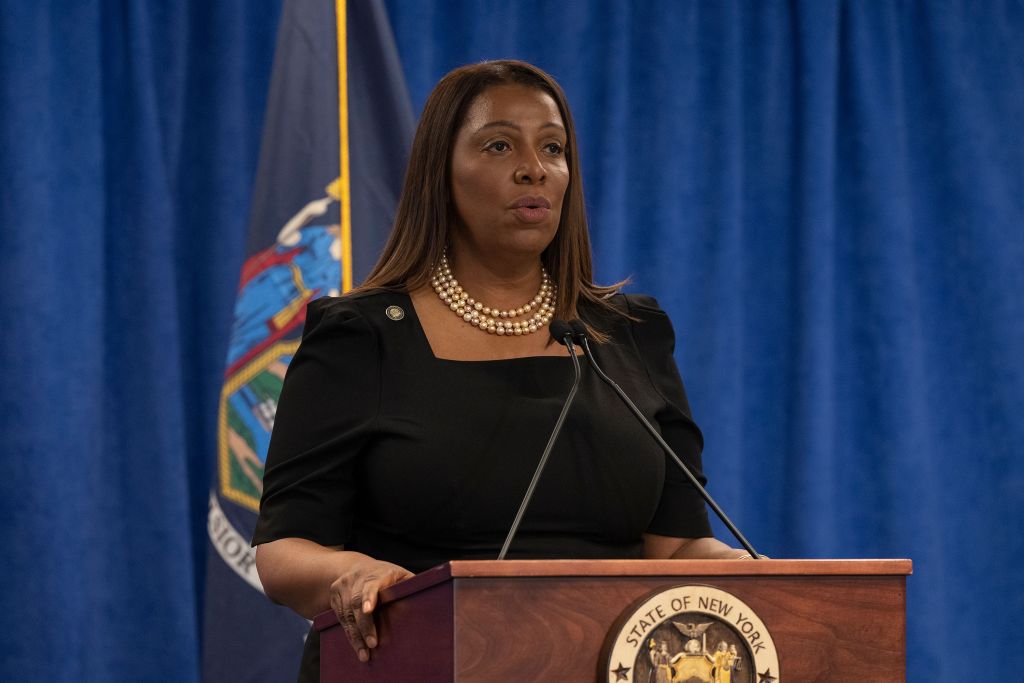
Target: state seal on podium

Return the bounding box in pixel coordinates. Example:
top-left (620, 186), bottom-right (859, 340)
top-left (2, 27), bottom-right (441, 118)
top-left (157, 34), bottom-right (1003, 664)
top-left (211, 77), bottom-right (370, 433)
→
top-left (603, 584), bottom-right (780, 683)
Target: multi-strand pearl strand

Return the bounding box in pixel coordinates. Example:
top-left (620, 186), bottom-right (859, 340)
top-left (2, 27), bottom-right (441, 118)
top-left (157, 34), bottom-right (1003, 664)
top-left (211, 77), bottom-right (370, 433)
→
top-left (431, 252), bottom-right (555, 336)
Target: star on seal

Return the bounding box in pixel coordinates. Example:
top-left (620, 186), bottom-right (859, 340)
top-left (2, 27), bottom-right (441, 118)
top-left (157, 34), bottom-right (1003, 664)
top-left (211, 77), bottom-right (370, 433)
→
top-left (610, 662), bottom-right (630, 681)
top-left (758, 669), bottom-right (777, 683)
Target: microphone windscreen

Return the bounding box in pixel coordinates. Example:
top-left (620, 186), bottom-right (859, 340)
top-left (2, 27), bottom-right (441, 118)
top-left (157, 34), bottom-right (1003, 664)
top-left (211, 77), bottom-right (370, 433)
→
top-left (549, 320), bottom-right (572, 345)
top-left (568, 320), bottom-right (588, 340)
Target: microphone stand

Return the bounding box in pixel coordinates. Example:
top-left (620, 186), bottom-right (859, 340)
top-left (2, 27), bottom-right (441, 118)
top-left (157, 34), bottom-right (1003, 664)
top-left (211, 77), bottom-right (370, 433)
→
top-left (497, 323), bottom-right (582, 560)
top-left (570, 321), bottom-right (761, 559)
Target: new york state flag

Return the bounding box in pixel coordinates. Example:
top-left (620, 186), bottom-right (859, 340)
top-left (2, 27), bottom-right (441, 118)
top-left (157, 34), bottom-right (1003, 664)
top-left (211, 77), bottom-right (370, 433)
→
top-left (202, 1), bottom-right (413, 680)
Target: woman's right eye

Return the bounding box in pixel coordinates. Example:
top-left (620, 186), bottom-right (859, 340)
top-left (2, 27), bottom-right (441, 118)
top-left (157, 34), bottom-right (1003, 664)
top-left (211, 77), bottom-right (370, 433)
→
top-left (487, 140), bottom-right (510, 152)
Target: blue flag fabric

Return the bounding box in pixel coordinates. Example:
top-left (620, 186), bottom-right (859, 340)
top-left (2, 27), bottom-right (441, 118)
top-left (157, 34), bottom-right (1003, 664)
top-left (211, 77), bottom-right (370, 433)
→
top-left (202, 1), bottom-right (413, 680)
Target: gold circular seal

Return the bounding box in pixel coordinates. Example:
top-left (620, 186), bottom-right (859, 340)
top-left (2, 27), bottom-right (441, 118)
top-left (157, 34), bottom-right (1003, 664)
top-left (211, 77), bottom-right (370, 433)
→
top-left (385, 305), bottom-right (405, 321)
top-left (604, 584), bottom-right (780, 682)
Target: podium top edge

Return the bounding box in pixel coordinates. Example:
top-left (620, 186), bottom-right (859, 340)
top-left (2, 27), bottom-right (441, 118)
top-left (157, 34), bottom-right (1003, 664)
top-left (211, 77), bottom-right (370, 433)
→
top-left (444, 558), bottom-right (913, 578)
top-left (380, 558), bottom-right (911, 604)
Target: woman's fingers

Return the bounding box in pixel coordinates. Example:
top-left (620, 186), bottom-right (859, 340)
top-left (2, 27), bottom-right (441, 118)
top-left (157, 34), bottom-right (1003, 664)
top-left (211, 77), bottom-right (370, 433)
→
top-left (330, 577), bottom-right (369, 661)
top-left (362, 582), bottom-right (379, 615)
top-left (352, 568), bottom-right (415, 653)
top-left (353, 580), bottom-right (380, 650)
top-left (329, 562), bottom-right (415, 663)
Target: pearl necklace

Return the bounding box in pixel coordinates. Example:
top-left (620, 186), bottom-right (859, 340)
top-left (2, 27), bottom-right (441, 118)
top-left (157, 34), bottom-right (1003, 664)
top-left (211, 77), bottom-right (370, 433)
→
top-left (431, 252), bottom-right (555, 336)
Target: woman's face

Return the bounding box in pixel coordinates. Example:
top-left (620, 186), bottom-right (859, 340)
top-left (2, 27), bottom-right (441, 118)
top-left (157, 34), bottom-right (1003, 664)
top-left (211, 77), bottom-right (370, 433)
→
top-left (449, 84), bottom-right (569, 259)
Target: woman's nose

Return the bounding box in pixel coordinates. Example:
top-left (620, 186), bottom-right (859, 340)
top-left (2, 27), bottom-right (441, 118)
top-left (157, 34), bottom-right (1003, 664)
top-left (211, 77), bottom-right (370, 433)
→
top-left (514, 152), bottom-right (546, 184)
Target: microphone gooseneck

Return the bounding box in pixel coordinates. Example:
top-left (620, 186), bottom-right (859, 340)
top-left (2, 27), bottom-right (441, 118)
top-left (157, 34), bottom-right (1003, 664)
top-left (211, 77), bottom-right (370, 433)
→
top-left (497, 321), bottom-right (583, 560)
top-left (567, 320), bottom-right (762, 559)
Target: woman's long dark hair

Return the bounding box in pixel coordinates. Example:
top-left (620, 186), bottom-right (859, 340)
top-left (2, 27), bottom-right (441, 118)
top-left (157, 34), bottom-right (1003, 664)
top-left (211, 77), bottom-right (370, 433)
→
top-left (356, 60), bottom-right (625, 335)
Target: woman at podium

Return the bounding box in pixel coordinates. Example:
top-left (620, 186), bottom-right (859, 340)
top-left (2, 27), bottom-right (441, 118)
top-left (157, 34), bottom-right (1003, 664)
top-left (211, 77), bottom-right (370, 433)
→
top-left (251, 60), bottom-right (750, 681)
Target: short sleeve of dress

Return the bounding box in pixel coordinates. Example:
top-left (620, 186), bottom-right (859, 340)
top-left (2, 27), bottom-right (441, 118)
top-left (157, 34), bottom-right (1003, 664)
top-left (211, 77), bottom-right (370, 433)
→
top-left (625, 295), bottom-right (713, 539)
top-left (251, 296), bottom-right (379, 548)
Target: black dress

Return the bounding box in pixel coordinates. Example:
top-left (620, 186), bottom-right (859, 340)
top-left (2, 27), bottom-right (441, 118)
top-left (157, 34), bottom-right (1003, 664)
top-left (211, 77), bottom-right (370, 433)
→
top-left (252, 289), bottom-right (712, 681)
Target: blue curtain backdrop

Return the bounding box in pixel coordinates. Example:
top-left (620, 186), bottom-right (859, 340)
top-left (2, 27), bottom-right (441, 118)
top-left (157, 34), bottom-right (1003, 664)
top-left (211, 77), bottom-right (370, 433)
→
top-left (2, 1), bottom-right (1022, 681)
top-left (0, 1), bottom-right (283, 680)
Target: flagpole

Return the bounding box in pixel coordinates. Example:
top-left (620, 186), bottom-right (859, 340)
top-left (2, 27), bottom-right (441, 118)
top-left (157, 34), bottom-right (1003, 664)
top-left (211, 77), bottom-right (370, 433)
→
top-left (336, 0), bottom-right (353, 292)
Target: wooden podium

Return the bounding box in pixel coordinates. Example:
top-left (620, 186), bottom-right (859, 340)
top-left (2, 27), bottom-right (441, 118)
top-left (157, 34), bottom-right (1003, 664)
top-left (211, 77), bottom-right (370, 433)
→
top-left (314, 559), bottom-right (911, 682)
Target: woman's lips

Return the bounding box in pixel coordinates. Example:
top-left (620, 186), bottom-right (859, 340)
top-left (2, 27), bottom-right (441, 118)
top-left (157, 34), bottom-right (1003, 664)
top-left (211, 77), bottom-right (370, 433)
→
top-left (509, 195), bottom-right (552, 223)
top-left (512, 206), bottom-right (552, 223)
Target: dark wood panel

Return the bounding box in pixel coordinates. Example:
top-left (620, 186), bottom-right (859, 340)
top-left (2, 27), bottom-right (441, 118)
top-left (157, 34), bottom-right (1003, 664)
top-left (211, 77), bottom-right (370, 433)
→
top-left (454, 575), bottom-right (905, 682)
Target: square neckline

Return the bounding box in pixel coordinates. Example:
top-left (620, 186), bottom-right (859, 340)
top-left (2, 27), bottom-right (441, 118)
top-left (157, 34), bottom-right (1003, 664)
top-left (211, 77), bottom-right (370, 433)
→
top-left (399, 290), bottom-right (580, 364)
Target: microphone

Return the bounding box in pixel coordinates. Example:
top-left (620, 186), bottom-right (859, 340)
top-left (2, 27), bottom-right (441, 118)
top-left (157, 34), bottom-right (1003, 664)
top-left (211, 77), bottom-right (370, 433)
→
top-left (497, 320), bottom-right (583, 560)
top-left (567, 320), bottom-right (762, 559)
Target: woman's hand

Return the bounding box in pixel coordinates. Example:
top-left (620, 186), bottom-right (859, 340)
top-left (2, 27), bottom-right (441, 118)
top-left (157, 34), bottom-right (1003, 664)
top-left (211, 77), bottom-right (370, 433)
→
top-left (328, 556), bottom-right (414, 662)
top-left (255, 539), bottom-right (415, 661)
